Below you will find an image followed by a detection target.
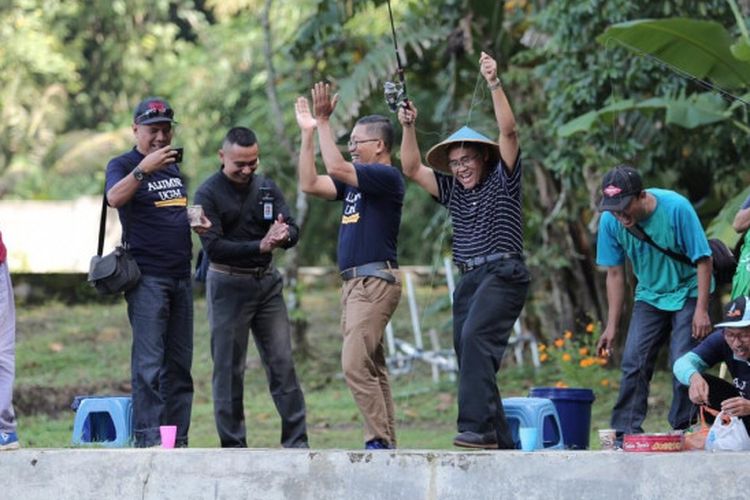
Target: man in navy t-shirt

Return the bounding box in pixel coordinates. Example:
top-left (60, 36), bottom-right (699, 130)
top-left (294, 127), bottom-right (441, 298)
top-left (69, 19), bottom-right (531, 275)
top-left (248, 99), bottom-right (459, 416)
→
top-left (105, 97), bottom-right (206, 447)
top-left (674, 295), bottom-right (750, 433)
top-left (295, 83), bottom-right (403, 450)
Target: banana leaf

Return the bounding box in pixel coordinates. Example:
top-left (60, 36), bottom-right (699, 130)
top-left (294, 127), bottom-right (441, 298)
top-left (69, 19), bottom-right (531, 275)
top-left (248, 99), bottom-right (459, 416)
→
top-left (597, 18), bottom-right (750, 90)
top-left (557, 93), bottom-right (730, 137)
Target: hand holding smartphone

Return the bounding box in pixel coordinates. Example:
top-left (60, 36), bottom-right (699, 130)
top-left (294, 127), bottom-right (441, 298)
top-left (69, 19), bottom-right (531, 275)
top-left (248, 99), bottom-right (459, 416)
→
top-left (172, 147), bottom-right (184, 164)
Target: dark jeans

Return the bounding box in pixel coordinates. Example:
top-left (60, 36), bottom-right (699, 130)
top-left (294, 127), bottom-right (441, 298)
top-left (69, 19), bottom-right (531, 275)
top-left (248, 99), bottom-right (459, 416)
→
top-left (702, 373), bottom-right (750, 434)
top-left (453, 258), bottom-right (530, 448)
top-left (611, 299), bottom-right (699, 436)
top-left (125, 274), bottom-right (194, 447)
top-left (207, 268), bottom-right (307, 448)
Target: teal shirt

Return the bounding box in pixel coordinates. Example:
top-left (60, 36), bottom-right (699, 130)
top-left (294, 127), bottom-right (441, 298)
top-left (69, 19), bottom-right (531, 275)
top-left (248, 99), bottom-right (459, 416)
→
top-left (596, 188), bottom-right (712, 311)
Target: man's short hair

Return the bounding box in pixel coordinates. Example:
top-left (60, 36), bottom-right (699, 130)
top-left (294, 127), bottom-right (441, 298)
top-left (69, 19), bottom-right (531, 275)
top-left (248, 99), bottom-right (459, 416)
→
top-left (355, 115), bottom-right (393, 152)
top-left (223, 127), bottom-right (258, 149)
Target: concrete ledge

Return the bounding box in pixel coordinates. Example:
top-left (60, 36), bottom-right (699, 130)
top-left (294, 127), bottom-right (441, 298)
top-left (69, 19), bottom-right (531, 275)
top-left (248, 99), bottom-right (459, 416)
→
top-left (2, 449), bottom-right (748, 499)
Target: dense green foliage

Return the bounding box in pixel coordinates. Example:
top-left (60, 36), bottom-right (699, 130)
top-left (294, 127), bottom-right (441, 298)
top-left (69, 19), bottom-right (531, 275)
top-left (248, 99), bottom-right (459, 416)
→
top-left (3, 0), bottom-right (750, 335)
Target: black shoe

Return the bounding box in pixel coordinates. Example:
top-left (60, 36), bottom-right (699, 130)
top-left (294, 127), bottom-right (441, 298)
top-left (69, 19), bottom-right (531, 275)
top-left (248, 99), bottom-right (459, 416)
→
top-left (453, 431), bottom-right (499, 449)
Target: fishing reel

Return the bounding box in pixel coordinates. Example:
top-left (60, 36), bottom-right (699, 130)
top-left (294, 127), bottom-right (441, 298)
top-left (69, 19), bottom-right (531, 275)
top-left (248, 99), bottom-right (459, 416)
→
top-left (384, 80), bottom-right (407, 113)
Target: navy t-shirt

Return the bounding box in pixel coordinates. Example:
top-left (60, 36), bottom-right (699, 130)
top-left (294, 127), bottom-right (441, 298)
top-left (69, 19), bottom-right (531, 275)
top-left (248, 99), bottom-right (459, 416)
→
top-left (105, 148), bottom-right (192, 278)
top-left (694, 330), bottom-right (750, 398)
top-left (333, 163), bottom-right (404, 271)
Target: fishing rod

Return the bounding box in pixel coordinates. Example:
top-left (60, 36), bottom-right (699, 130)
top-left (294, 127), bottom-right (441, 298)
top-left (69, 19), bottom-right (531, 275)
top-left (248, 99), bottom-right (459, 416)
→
top-left (384, 0), bottom-right (409, 112)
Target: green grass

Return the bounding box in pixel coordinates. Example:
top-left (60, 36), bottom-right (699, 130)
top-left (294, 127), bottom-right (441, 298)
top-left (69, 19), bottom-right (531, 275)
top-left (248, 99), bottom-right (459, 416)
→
top-left (13, 285), bottom-right (677, 450)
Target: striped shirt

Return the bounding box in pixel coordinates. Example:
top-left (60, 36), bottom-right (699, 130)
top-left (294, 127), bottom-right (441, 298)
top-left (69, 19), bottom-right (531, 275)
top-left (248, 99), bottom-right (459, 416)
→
top-left (435, 154), bottom-right (523, 265)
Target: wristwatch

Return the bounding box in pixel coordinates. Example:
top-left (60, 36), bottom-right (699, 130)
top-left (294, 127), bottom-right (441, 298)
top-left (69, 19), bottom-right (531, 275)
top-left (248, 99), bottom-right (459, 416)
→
top-left (132, 166), bottom-right (147, 181)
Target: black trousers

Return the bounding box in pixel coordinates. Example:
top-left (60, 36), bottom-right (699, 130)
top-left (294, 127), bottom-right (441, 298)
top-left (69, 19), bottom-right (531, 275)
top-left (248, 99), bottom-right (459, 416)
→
top-left (207, 268), bottom-right (308, 448)
top-left (453, 258), bottom-right (530, 448)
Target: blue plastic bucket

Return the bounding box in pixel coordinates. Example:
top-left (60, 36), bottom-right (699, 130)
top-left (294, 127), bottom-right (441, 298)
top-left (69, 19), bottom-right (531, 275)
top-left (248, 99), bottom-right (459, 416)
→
top-left (529, 387), bottom-right (595, 449)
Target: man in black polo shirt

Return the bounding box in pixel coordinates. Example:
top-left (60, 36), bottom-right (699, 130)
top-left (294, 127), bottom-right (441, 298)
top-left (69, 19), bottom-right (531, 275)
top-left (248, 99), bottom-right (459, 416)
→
top-left (106, 97), bottom-right (197, 447)
top-left (194, 127), bottom-right (308, 448)
top-left (398, 52), bottom-right (530, 449)
top-left (295, 83), bottom-right (404, 450)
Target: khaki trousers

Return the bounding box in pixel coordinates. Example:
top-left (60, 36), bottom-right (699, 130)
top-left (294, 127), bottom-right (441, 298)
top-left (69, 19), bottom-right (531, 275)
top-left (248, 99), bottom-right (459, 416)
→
top-left (340, 271), bottom-right (401, 445)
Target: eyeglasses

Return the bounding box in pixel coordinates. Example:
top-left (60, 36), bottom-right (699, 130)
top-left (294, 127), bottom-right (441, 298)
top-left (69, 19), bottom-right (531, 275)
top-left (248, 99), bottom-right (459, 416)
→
top-left (135, 107), bottom-right (174, 124)
top-left (347, 138), bottom-right (380, 149)
top-left (448, 153), bottom-right (480, 170)
top-left (724, 330), bottom-right (750, 343)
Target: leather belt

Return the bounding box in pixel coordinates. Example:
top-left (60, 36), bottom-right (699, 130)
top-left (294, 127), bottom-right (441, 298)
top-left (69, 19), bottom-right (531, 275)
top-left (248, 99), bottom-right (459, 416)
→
top-left (340, 261), bottom-right (398, 284)
top-left (457, 252), bottom-right (523, 274)
top-left (209, 262), bottom-right (271, 278)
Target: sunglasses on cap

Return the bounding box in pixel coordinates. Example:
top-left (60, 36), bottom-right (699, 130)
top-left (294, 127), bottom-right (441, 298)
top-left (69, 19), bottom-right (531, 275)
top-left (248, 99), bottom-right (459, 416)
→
top-left (135, 107), bottom-right (174, 124)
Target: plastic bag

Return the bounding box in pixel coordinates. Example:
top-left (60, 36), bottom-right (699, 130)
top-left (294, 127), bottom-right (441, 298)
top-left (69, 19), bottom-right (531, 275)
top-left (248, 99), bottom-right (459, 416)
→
top-left (705, 411), bottom-right (750, 451)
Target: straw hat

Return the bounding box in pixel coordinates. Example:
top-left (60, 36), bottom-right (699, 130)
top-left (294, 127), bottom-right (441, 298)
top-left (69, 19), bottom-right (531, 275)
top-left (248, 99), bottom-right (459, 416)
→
top-left (424, 126), bottom-right (500, 174)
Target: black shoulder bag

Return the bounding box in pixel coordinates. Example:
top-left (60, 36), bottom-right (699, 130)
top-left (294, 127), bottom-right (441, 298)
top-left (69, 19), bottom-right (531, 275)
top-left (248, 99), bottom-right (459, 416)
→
top-left (627, 225), bottom-right (736, 286)
top-left (87, 186), bottom-right (141, 295)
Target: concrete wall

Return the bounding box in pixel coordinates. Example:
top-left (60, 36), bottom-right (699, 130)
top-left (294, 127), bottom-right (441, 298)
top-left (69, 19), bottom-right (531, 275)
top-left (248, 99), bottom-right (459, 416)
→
top-left (0, 196), bottom-right (121, 273)
top-left (1, 449), bottom-right (747, 500)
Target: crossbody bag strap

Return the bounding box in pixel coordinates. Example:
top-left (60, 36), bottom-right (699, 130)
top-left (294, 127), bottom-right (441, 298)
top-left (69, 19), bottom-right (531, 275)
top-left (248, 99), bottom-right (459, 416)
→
top-left (98, 167), bottom-right (136, 256)
top-left (96, 189), bottom-right (107, 257)
top-left (626, 224), bottom-right (695, 267)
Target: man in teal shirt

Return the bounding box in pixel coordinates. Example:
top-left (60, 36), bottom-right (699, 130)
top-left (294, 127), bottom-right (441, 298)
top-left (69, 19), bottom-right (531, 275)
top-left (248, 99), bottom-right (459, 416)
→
top-left (595, 165), bottom-right (713, 442)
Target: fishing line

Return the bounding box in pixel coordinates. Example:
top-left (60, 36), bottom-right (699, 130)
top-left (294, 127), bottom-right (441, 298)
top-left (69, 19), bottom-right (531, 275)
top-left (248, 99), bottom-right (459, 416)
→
top-left (606, 38), bottom-right (750, 107)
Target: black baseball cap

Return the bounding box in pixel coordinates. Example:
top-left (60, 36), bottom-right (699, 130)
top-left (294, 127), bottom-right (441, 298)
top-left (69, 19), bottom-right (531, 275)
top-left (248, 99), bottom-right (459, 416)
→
top-left (716, 296), bottom-right (750, 328)
top-left (598, 165), bottom-right (643, 212)
top-left (133, 97), bottom-right (175, 125)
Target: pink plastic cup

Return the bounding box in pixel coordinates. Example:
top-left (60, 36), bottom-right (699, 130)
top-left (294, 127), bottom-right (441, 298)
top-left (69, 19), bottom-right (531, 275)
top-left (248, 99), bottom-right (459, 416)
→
top-left (160, 425), bottom-right (177, 448)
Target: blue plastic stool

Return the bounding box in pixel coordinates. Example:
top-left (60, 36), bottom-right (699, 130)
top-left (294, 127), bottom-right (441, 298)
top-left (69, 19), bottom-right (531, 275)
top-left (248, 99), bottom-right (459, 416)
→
top-left (71, 396), bottom-right (133, 447)
top-left (503, 397), bottom-right (565, 450)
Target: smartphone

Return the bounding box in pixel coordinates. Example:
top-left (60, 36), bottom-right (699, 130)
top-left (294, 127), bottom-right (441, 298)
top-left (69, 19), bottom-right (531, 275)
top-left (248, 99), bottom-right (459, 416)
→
top-left (172, 147), bottom-right (184, 164)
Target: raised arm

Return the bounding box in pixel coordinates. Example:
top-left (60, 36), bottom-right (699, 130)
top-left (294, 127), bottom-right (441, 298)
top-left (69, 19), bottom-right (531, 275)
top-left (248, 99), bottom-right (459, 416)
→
top-left (479, 51), bottom-right (519, 169)
top-left (294, 96), bottom-right (336, 200)
top-left (397, 103), bottom-right (438, 197)
top-left (311, 82), bottom-right (358, 187)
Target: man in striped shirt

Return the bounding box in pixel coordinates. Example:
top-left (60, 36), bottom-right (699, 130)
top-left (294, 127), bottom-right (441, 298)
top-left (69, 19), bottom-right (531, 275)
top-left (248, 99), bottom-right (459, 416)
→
top-left (399, 51), bottom-right (530, 449)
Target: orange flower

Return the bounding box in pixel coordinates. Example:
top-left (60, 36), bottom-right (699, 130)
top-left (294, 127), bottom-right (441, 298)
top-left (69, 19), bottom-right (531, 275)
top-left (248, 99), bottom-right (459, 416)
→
top-left (554, 338), bottom-right (565, 348)
top-left (586, 323), bottom-right (595, 333)
top-left (562, 353), bottom-right (572, 362)
top-left (555, 381), bottom-right (569, 388)
top-left (564, 330), bottom-right (573, 340)
top-left (579, 347), bottom-right (589, 356)
top-left (579, 358), bottom-right (594, 368)
top-left (600, 379), bottom-right (610, 387)
top-left (540, 353), bottom-right (549, 362)
top-left (538, 343), bottom-right (547, 352)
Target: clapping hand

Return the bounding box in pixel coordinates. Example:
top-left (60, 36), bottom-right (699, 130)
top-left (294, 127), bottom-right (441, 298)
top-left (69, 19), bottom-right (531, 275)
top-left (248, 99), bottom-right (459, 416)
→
top-left (295, 96), bottom-right (317, 131)
top-left (311, 82), bottom-right (339, 121)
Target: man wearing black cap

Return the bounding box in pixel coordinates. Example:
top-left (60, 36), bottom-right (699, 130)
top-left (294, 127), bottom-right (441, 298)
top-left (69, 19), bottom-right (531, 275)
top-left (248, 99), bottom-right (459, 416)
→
top-left (106, 97), bottom-right (202, 447)
top-left (596, 165), bottom-right (713, 441)
top-left (674, 296), bottom-right (750, 434)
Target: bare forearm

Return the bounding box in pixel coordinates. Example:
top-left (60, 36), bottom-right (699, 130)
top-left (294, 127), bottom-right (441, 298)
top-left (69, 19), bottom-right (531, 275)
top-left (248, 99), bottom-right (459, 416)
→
top-left (107, 174), bottom-right (140, 208)
top-left (298, 129), bottom-right (318, 193)
top-left (695, 257), bottom-right (712, 312)
top-left (605, 268), bottom-right (625, 331)
top-left (316, 120), bottom-right (349, 177)
top-left (490, 86), bottom-right (518, 138)
top-left (400, 125), bottom-right (422, 179)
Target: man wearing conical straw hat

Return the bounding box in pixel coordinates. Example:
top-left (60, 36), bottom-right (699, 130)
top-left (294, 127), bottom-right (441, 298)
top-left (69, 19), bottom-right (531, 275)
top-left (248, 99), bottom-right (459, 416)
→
top-left (398, 51), bottom-right (530, 449)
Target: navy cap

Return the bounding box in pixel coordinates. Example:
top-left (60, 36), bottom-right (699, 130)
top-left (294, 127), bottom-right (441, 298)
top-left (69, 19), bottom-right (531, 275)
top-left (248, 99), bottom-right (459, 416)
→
top-left (133, 97), bottom-right (175, 125)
